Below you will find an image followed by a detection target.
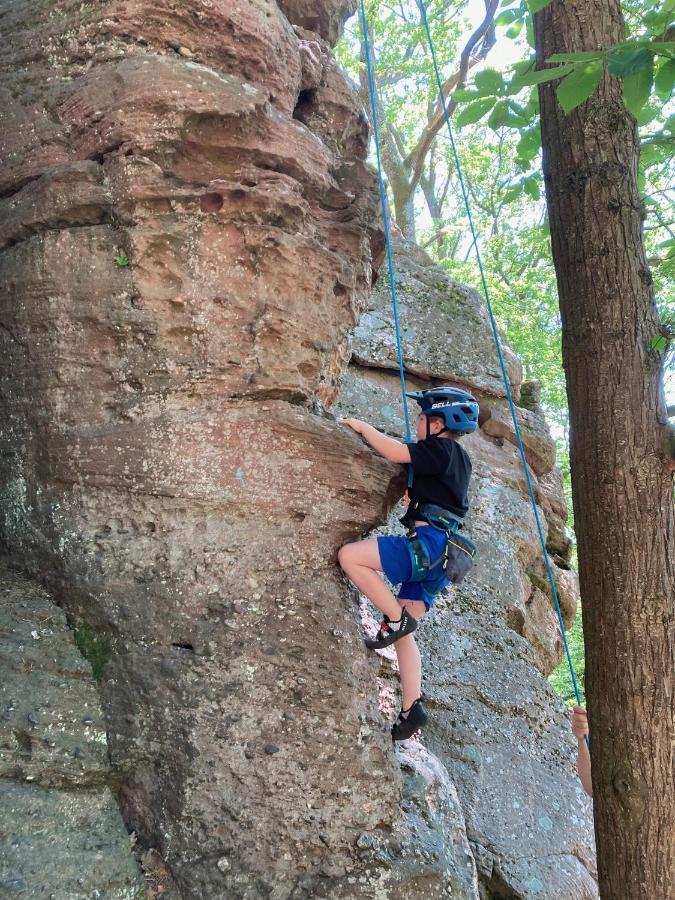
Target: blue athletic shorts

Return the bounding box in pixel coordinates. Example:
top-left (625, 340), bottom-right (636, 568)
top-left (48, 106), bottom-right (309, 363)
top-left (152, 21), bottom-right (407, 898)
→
top-left (377, 526), bottom-right (449, 610)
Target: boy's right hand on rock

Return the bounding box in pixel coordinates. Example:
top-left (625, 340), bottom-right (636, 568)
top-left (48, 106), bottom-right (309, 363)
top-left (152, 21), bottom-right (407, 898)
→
top-left (571, 705), bottom-right (589, 741)
top-left (339, 418), bottom-right (366, 435)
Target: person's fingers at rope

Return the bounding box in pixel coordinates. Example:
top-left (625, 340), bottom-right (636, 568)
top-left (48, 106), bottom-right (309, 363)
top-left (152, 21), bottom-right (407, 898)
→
top-left (572, 706), bottom-right (590, 741)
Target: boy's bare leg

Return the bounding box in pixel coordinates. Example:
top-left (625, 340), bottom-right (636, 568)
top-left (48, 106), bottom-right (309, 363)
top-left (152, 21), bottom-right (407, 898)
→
top-left (338, 539), bottom-right (402, 620)
top-left (394, 600), bottom-right (427, 710)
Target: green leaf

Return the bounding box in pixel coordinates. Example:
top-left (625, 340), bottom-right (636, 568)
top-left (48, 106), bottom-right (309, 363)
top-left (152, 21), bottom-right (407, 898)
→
top-left (524, 88), bottom-right (540, 115)
top-left (548, 51), bottom-right (604, 63)
top-left (502, 182), bottom-right (525, 203)
top-left (645, 2), bottom-right (675, 38)
top-left (506, 21), bottom-right (524, 39)
top-left (495, 9), bottom-right (521, 26)
top-left (639, 142), bottom-right (661, 169)
top-left (510, 63), bottom-right (575, 89)
top-left (637, 104), bottom-right (660, 126)
top-left (505, 99), bottom-right (532, 127)
top-left (523, 175), bottom-right (541, 200)
top-left (655, 58), bottom-right (675, 99)
top-left (475, 68), bottom-right (506, 94)
top-left (517, 126), bottom-right (542, 161)
top-left (651, 335), bottom-right (668, 352)
top-left (556, 61), bottom-right (603, 114)
top-left (487, 100), bottom-right (511, 130)
top-left (623, 62), bottom-right (654, 117)
top-left (455, 96), bottom-right (497, 127)
top-left (513, 55), bottom-right (538, 76)
top-left (651, 41), bottom-right (675, 61)
top-left (515, 155), bottom-right (533, 173)
top-left (526, 0), bottom-right (554, 11)
top-left (114, 254), bottom-right (130, 267)
top-left (526, 14), bottom-right (536, 49)
top-left (607, 46), bottom-right (653, 76)
top-left (452, 89), bottom-right (486, 102)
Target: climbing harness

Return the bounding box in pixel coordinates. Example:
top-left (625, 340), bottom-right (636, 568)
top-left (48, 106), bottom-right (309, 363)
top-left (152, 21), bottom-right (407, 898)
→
top-left (357, 0), bottom-right (586, 724)
top-left (403, 502), bottom-right (477, 584)
top-left (406, 528), bottom-right (477, 585)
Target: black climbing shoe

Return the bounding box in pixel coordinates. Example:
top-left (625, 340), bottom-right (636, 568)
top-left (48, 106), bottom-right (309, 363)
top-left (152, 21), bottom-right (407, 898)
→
top-left (391, 698), bottom-right (428, 741)
top-left (364, 609), bottom-right (418, 650)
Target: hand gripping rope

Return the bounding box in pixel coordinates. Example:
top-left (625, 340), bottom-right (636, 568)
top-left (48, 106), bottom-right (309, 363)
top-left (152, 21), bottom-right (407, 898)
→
top-left (357, 0), bottom-right (587, 734)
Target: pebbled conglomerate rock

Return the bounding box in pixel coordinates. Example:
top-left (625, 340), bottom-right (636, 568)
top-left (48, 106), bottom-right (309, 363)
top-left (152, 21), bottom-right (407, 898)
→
top-left (0, 561), bottom-right (145, 899)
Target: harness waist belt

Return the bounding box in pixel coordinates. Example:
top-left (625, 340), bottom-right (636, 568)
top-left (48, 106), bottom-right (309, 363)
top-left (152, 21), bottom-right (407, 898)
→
top-left (416, 503), bottom-right (463, 533)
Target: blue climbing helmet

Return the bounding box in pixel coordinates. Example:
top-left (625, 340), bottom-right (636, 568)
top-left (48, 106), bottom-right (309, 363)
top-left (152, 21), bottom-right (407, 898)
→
top-left (406, 387), bottom-right (479, 436)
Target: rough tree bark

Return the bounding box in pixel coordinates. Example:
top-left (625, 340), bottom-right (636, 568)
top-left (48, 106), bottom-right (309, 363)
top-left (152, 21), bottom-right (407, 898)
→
top-left (535, 2), bottom-right (675, 898)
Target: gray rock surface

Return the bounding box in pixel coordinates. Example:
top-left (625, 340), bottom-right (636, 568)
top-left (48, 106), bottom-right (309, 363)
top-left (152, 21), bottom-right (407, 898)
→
top-left (349, 237), bottom-right (523, 400)
top-left (336, 235), bottom-right (596, 898)
top-left (0, 561), bottom-right (145, 899)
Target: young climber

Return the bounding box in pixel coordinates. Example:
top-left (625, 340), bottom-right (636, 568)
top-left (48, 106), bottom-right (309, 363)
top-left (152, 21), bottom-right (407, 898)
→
top-left (338, 387), bottom-right (478, 741)
top-left (572, 705), bottom-right (593, 796)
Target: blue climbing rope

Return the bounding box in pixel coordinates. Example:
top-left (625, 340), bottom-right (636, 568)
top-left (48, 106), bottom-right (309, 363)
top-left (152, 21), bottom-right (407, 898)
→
top-left (358, 0), bottom-right (413, 450)
top-left (358, 0), bottom-right (586, 720)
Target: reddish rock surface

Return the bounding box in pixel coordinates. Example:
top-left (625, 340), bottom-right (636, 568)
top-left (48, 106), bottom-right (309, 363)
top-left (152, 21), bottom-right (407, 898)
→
top-left (0, 2), bottom-right (413, 896)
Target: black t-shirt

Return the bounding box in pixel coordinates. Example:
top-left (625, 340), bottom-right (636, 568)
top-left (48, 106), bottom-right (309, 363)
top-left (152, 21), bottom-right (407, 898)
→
top-left (407, 435), bottom-right (472, 519)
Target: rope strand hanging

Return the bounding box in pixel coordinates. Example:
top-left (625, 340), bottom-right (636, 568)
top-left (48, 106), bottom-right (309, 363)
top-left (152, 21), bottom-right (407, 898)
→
top-left (358, 0), bottom-right (413, 447)
top-left (358, 0), bottom-right (586, 722)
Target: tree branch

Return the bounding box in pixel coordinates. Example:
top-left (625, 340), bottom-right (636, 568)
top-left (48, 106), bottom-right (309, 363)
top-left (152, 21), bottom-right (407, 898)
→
top-left (419, 224), bottom-right (459, 250)
top-left (404, 0), bottom-right (499, 196)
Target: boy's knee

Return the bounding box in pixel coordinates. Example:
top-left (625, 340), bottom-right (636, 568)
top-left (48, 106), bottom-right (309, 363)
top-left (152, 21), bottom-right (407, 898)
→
top-left (338, 544), bottom-right (352, 569)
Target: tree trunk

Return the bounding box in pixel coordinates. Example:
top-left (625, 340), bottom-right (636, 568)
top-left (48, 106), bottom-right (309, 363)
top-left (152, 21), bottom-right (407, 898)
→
top-left (391, 173), bottom-right (416, 241)
top-left (357, 43), bottom-right (415, 240)
top-left (535, 3), bottom-right (674, 898)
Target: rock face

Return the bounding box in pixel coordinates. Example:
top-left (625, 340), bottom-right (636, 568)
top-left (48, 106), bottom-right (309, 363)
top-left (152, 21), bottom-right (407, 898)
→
top-left (336, 236), bottom-right (595, 898)
top-left (339, 237), bottom-right (579, 677)
top-left (0, 1), bottom-right (593, 898)
top-left (0, 561), bottom-right (144, 899)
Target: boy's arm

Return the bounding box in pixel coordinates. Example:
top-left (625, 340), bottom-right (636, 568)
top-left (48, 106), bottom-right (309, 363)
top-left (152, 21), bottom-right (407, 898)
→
top-left (572, 706), bottom-right (593, 797)
top-left (576, 741), bottom-right (593, 797)
top-left (340, 419), bottom-right (412, 464)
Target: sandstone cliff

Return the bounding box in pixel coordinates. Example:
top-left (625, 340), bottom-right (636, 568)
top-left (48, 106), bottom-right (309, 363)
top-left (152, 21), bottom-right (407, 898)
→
top-left (0, 1), bottom-right (594, 897)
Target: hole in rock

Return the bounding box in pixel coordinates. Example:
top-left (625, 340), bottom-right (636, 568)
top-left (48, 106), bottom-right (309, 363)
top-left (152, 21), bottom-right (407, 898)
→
top-left (14, 730), bottom-right (32, 756)
top-left (293, 88), bottom-right (317, 120)
top-left (200, 192), bottom-right (224, 213)
top-left (172, 641), bottom-right (195, 653)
